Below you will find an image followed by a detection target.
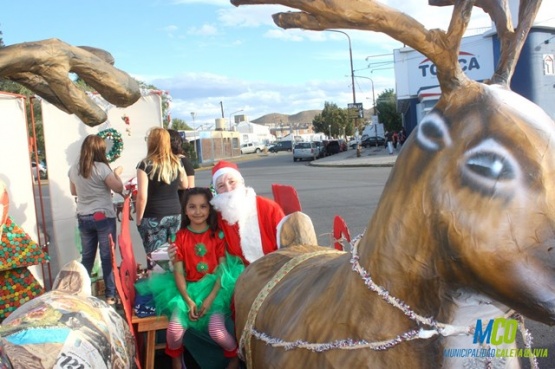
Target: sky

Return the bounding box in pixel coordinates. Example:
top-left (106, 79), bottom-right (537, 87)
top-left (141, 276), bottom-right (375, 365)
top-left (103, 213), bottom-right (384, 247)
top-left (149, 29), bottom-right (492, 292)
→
top-left (2, 0), bottom-right (555, 128)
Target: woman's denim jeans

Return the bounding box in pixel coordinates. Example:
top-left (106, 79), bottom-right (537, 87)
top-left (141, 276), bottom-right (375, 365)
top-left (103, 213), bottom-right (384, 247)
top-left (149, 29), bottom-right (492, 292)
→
top-left (77, 213), bottom-right (116, 298)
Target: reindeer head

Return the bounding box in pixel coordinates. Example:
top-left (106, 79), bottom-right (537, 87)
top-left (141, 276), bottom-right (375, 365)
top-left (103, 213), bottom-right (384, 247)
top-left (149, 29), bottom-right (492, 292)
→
top-left (231, 0), bottom-right (555, 323)
top-left (406, 81), bottom-right (555, 323)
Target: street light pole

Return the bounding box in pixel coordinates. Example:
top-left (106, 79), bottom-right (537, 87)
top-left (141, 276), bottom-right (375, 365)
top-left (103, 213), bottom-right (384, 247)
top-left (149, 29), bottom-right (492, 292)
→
top-left (327, 30), bottom-right (356, 105)
top-left (190, 112), bottom-right (196, 128)
top-left (353, 75), bottom-right (376, 113)
top-left (327, 29), bottom-right (360, 155)
top-left (229, 109), bottom-right (244, 131)
top-left (354, 75), bottom-right (381, 147)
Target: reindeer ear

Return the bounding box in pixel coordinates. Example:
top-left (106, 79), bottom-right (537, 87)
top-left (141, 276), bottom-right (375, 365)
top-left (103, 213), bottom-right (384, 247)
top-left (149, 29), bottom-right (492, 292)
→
top-left (415, 111), bottom-right (453, 152)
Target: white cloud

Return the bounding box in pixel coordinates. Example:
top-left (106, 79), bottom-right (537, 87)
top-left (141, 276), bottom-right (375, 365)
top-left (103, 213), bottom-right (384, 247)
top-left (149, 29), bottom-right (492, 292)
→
top-left (164, 25), bottom-right (179, 33)
top-left (187, 24), bottom-right (219, 36)
top-left (150, 69), bottom-right (395, 126)
top-left (171, 0), bottom-right (228, 5)
top-left (216, 5), bottom-right (294, 28)
top-left (162, 24), bottom-right (180, 38)
top-left (150, 73), bottom-right (348, 123)
top-left (264, 29), bottom-right (303, 42)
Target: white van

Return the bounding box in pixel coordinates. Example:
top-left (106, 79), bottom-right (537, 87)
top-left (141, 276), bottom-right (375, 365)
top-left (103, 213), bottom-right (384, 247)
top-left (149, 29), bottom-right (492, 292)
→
top-left (240, 142), bottom-right (265, 154)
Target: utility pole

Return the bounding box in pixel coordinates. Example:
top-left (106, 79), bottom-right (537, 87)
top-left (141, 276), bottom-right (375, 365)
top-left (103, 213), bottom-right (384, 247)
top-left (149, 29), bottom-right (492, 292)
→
top-left (327, 29), bottom-right (361, 156)
top-left (327, 30), bottom-right (356, 104)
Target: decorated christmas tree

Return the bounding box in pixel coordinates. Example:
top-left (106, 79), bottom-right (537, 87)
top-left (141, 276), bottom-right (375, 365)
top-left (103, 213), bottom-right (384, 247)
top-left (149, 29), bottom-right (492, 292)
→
top-left (0, 181), bottom-right (49, 321)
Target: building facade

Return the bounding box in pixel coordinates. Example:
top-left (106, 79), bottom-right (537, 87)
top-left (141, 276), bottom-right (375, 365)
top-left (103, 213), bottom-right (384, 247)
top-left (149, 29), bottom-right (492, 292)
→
top-left (395, 26), bottom-right (555, 135)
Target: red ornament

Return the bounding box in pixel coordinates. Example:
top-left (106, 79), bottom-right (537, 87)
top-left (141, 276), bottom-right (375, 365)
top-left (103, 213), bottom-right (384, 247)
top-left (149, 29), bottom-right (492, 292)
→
top-left (122, 115), bottom-right (131, 136)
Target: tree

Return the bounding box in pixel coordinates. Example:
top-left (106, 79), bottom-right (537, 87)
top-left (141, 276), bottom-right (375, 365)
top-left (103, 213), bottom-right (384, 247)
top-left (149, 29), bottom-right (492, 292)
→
top-left (376, 89), bottom-right (402, 132)
top-left (74, 76), bottom-right (97, 93)
top-left (170, 118), bottom-right (192, 131)
top-left (312, 102), bottom-right (348, 138)
top-left (136, 81), bottom-right (174, 128)
top-left (169, 117), bottom-right (198, 167)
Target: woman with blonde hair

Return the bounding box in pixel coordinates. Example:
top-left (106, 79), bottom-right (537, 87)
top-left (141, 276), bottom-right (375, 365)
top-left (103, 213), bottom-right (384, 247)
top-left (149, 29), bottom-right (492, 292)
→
top-left (136, 127), bottom-right (188, 267)
top-left (69, 134), bottom-right (124, 305)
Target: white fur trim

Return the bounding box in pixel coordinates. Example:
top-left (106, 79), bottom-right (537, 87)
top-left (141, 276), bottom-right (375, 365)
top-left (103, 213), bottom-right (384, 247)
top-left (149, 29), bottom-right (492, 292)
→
top-left (238, 188), bottom-right (264, 263)
top-left (213, 167), bottom-right (242, 184)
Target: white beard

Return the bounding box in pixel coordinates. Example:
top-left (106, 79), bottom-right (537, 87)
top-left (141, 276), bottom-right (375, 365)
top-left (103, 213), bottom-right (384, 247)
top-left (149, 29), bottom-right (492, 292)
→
top-left (211, 186), bottom-right (252, 225)
top-left (211, 186), bottom-right (264, 262)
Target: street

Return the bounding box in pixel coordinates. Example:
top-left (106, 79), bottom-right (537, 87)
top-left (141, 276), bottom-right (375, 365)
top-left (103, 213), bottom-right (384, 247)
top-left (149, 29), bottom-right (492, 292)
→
top-left (36, 151), bottom-right (554, 367)
top-left (195, 152), bottom-right (390, 246)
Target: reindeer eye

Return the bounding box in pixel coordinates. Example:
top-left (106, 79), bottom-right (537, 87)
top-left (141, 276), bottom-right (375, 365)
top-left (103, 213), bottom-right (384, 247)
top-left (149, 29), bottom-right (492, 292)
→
top-left (466, 152), bottom-right (515, 180)
top-left (416, 111), bottom-right (452, 151)
top-left (461, 139), bottom-right (520, 195)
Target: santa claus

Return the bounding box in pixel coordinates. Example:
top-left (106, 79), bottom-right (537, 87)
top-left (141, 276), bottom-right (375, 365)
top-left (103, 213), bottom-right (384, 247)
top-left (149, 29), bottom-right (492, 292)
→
top-left (209, 161), bottom-right (284, 265)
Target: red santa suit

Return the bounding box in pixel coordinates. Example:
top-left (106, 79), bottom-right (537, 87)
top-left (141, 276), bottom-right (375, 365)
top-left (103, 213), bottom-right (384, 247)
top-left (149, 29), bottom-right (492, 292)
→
top-left (217, 193), bottom-right (284, 265)
top-left (210, 161), bottom-right (285, 265)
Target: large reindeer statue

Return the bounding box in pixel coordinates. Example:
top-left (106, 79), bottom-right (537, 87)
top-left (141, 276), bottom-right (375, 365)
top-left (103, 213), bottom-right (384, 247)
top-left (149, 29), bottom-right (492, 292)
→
top-left (231, 0), bottom-right (554, 368)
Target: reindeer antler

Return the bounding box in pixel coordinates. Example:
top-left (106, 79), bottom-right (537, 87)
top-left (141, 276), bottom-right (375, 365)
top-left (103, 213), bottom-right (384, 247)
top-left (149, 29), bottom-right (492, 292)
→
top-left (231, 0), bottom-right (476, 94)
top-left (0, 39), bottom-right (141, 126)
top-left (430, 0), bottom-right (542, 85)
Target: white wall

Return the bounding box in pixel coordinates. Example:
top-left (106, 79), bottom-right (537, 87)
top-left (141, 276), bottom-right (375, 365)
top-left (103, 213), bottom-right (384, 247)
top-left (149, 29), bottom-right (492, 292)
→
top-left (237, 122), bottom-right (274, 144)
top-left (0, 92), bottom-right (43, 283)
top-left (42, 92), bottom-right (164, 277)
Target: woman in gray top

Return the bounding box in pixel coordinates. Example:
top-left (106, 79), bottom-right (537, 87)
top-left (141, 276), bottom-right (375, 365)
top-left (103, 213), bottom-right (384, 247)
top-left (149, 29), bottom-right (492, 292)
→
top-left (69, 134), bottom-right (124, 305)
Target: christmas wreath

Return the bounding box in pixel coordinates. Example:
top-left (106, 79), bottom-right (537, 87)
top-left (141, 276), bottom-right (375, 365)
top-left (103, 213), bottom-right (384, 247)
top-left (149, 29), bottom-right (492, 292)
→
top-left (97, 128), bottom-right (123, 163)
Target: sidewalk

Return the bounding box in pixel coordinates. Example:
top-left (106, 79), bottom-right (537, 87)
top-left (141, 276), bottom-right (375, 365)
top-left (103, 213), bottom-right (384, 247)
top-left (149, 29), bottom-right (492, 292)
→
top-left (310, 145), bottom-right (398, 167)
top-left (198, 145), bottom-right (399, 170)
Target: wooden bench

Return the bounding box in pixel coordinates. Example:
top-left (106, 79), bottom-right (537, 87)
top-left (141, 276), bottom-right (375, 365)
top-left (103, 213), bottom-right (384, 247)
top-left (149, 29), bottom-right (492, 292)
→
top-left (131, 314), bottom-right (169, 369)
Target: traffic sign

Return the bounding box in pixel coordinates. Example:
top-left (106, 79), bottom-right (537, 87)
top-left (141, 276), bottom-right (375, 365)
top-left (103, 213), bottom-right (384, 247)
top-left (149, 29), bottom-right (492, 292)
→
top-left (348, 103), bottom-right (364, 118)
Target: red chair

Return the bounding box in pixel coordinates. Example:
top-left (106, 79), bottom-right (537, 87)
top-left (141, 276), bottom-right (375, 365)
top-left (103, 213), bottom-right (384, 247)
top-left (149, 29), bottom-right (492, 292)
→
top-left (110, 196), bottom-right (168, 369)
top-left (271, 183), bottom-right (302, 215)
top-left (333, 215), bottom-right (351, 251)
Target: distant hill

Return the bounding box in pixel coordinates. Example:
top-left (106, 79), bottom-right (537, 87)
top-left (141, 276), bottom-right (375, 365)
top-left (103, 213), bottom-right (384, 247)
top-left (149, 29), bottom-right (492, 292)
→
top-left (252, 110), bottom-right (322, 124)
top-left (252, 108), bottom-right (375, 125)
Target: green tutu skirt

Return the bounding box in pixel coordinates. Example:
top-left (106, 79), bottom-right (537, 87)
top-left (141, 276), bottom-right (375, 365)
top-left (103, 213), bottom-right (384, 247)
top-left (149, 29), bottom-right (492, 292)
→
top-left (136, 253), bottom-right (244, 331)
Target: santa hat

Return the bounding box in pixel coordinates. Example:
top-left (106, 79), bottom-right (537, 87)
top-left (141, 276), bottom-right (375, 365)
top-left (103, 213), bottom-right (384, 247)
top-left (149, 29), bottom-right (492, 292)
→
top-left (212, 161), bottom-right (243, 184)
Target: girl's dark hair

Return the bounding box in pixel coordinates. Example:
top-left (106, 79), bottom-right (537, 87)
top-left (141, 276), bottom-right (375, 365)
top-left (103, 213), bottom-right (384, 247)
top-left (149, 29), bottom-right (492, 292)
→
top-left (167, 128), bottom-right (185, 156)
top-left (78, 135), bottom-right (110, 178)
top-left (180, 187), bottom-right (218, 236)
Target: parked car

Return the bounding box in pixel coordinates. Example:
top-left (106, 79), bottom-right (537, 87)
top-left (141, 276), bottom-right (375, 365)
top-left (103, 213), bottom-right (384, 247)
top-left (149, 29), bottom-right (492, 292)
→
top-left (338, 139), bottom-right (348, 152)
top-left (361, 135), bottom-right (386, 148)
top-left (325, 140), bottom-right (341, 155)
top-left (240, 142), bottom-right (265, 154)
top-left (293, 142), bottom-right (318, 162)
top-left (321, 140), bottom-right (330, 156)
top-left (313, 141), bottom-right (326, 158)
top-left (268, 140), bottom-right (293, 153)
top-left (349, 139), bottom-right (360, 149)
top-left (31, 161), bottom-right (47, 180)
